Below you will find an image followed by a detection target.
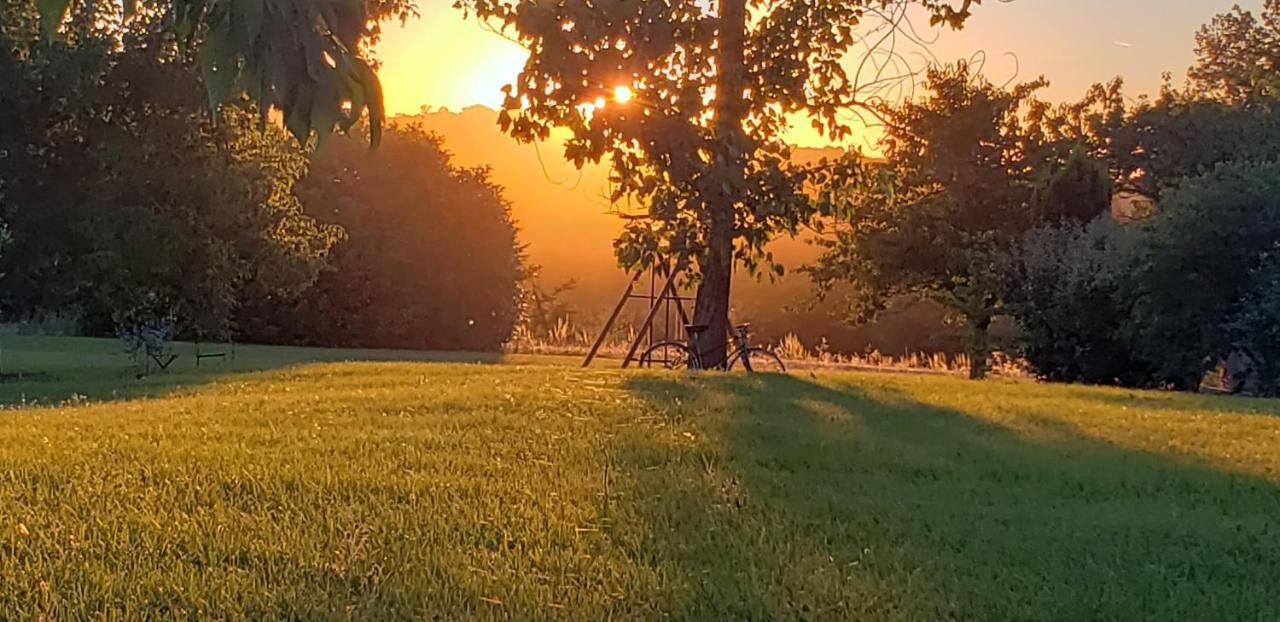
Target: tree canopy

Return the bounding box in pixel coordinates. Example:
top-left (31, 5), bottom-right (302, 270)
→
top-left (1126, 161), bottom-right (1280, 390)
top-left (30, 0), bottom-right (413, 145)
top-left (809, 63), bottom-right (1044, 378)
top-left (1190, 0), bottom-right (1280, 105)
top-left (0, 9), bottom-right (339, 337)
top-left (999, 1), bottom-right (1280, 391)
top-left (239, 124), bottom-right (526, 352)
top-left (459, 0), bottom-right (982, 364)
top-left (4, 5), bottom-right (529, 347)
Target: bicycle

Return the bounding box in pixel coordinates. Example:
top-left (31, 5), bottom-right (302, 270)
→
top-left (638, 321), bottom-right (787, 373)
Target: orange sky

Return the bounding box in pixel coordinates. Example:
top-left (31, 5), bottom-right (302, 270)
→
top-left (373, 0), bottom-right (1262, 315)
top-left (376, 0), bottom-right (1261, 149)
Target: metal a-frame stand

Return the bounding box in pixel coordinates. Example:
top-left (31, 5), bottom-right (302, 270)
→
top-left (582, 257), bottom-right (693, 368)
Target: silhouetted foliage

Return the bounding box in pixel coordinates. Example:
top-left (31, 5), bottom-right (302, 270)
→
top-left (1033, 147), bottom-right (1113, 223)
top-left (459, 0), bottom-right (981, 366)
top-left (30, 0), bottom-right (410, 146)
top-left (1190, 0), bottom-right (1280, 105)
top-left (1005, 219), bottom-right (1152, 385)
top-left (1009, 161), bottom-right (1280, 392)
top-left (1035, 67), bottom-right (1280, 205)
top-left (810, 63), bottom-right (1043, 379)
top-left (1125, 161), bottom-right (1280, 391)
top-left (1114, 91), bottom-right (1280, 201)
top-left (0, 11), bottom-right (336, 338)
top-left (239, 125), bottom-right (525, 352)
top-left (1225, 258), bottom-right (1280, 395)
top-left (999, 2), bottom-right (1280, 392)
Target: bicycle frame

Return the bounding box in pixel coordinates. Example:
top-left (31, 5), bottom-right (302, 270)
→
top-left (685, 321), bottom-right (754, 371)
top-left (638, 317), bottom-right (784, 373)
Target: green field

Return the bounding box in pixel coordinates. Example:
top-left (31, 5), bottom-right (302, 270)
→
top-left (1, 336), bottom-right (1279, 620)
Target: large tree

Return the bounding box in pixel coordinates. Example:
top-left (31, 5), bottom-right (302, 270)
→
top-left (460, 0), bottom-right (982, 366)
top-left (809, 63), bottom-right (1043, 379)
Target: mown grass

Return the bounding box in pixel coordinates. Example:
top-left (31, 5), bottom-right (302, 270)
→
top-left (1, 337), bottom-right (1279, 620)
top-left (0, 335), bottom-right (570, 405)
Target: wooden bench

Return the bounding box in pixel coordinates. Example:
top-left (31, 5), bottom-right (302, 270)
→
top-left (194, 341), bottom-right (235, 367)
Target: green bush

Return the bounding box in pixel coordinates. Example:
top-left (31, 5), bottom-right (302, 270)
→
top-left (1225, 258), bottom-right (1280, 395)
top-left (1126, 160), bottom-right (1280, 390)
top-left (0, 33), bottom-right (335, 340)
top-left (1006, 218), bottom-right (1154, 385)
top-left (238, 125), bottom-right (526, 352)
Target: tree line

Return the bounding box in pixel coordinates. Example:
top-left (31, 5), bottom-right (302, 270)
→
top-left (811, 2), bottom-right (1280, 392)
top-left (0, 1), bottom-right (524, 352)
top-left (14, 0), bottom-right (1280, 393)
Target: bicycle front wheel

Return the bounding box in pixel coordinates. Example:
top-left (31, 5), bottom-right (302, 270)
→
top-left (728, 347), bottom-right (787, 373)
top-left (638, 341), bottom-right (691, 370)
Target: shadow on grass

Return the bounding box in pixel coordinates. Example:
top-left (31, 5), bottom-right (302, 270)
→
top-left (0, 335), bottom-right (510, 407)
top-left (621, 373), bottom-right (1280, 621)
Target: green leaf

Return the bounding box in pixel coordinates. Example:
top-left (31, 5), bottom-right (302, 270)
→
top-left (198, 30), bottom-right (239, 111)
top-left (285, 90), bottom-right (316, 144)
top-left (310, 79), bottom-right (342, 149)
top-left (35, 0), bottom-right (72, 35)
top-left (229, 0), bottom-right (264, 53)
top-left (173, 0), bottom-right (210, 49)
top-left (336, 66), bottom-right (366, 133)
top-left (353, 59), bottom-right (385, 148)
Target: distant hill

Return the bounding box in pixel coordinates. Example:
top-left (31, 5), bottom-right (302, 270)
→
top-left (390, 106), bottom-right (963, 354)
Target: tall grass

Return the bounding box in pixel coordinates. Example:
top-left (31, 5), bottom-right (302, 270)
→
top-left (509, 316), bottom-right (1029, 376)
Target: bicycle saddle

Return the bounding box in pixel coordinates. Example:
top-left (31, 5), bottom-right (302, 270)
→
top-left (684, 323), bottom-right (710, 334)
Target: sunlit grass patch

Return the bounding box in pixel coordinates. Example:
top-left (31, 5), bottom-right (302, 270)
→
top-left (0, 339), bottom-right (1277, 619)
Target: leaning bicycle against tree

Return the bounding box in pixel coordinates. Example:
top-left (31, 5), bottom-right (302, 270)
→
top-left (638, 320), bottom-right (786, 373)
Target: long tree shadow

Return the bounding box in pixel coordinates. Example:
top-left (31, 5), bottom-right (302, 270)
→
top-left (621, 373), bottom-right (1280, 621)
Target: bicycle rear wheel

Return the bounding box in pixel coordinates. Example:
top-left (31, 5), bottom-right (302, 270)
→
top-left (728, 347), bottom-right (787, 373)
top-left (638, 341), bottom-right (691, 370)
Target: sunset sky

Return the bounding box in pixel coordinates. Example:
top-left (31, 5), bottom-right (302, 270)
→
top-left (376, 0), bottom-right (1261, 148)
top-left (373, 0), bottom-right (1264, 312)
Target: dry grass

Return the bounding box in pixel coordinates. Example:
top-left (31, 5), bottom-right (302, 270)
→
top-left (509, 324), bottom-right (1029, 376)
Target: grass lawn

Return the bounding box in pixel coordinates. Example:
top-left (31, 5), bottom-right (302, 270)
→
top-left (1, 336), bottom-right (1279, 620)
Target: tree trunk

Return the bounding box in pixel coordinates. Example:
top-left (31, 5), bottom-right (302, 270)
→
top-left (967, 315), bottom-right (992, 380)
top-left (692, 0), bottom-right (747, 369)
top-left (693, 209), bottom-right (735, 368)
